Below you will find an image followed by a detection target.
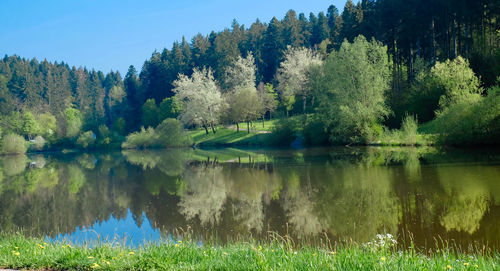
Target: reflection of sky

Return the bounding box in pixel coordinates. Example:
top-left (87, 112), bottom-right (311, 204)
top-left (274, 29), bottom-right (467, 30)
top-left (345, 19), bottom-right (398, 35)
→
top-left (47, 209), bottom-right (162, 247)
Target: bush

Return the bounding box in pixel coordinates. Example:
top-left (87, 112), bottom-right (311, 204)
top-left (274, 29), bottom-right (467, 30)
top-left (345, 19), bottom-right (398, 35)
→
top-left (270, 118), bottom-right (300, 146)
top-left (1, 134), bottom-right (27, 154)
top-left (435, 86), bottom-right (500, 145)
top-left (32, 136), bottom-right (46, 151)
top-left (122, 127), bottom-right (158, 149)
top-left (303, 115), bottom-right (329, 146)
top-left (76, 131), bottom-right (96, 149)
top-left (400, 115), bottom-right (418, 145)
top-left (156, 118), bottom-right (192, 147)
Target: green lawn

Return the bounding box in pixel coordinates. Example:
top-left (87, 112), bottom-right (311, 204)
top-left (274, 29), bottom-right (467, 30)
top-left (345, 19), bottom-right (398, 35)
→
top-left (189, 128), bottom-right (271, 147)
top-left (1, 234), bottom-right (498, 270)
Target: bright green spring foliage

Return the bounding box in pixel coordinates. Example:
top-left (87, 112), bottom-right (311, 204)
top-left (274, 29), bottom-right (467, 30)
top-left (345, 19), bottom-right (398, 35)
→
top-left (435, 85), bottom-right (500, 145)
top-left (0, 134), bottom-right (27, 154)
top-left (64, 107), bottom-right (82, 139)
top-left (432, 57), bottom-right (482, 112)
top-left (122, 119), bottom-right (192, 149)
top-left (316, 35), bottom-right (390, 144)
top-left (0, 234), bottom-right (499, 271)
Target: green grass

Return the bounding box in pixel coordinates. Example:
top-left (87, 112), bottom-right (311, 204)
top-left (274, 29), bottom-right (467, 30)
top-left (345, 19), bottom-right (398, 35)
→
top-left (189, 128), bottom-right (271, 147)
top-left (234, 118), bottom-right (279, 132)
top-left (1, 234), bottom-right (498, 270)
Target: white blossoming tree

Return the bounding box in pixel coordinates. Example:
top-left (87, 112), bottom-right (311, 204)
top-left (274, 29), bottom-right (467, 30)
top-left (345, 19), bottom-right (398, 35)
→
top-left (276, 46), bottom-right (323, 116)
top-left (173, 68), bottom-right (224, 134)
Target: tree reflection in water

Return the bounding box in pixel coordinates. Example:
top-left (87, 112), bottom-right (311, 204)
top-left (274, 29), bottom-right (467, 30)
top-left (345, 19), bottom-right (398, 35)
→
top-left (0, 147), bottom-right (500, 249)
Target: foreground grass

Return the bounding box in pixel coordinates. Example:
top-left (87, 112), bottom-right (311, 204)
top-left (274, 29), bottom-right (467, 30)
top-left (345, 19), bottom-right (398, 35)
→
top-left (1, 235), bottom-right (499, 270)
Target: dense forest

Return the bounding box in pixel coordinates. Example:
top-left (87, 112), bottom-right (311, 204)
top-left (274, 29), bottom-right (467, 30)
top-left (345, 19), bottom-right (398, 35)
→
top-left (0, 0), bottom-right (499, 153)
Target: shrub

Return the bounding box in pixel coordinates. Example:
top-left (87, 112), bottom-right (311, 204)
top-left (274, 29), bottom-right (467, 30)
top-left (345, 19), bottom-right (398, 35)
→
top-left (303, 115), bottom-right (329, 146)
top-left (400, 115), bottom-right (418, 145)
top-left (156, 118), bottom-right (192, 147)
top-left (32, 135), bottom-right (46, 151)
top-left (435, 86), bottom-right (500, 145)
top-left (122, 127), bottom-right (158, 149)
top-left (0, 134), bottom-right (27, 154)
top-left (270, 117), bottom-right (300, 146)
top-left (76, 131), bottom-right (96, 149)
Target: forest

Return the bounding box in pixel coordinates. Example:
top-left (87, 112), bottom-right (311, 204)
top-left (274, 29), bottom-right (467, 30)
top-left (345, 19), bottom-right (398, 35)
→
top-left (0, 0), bottom-right (499, 153)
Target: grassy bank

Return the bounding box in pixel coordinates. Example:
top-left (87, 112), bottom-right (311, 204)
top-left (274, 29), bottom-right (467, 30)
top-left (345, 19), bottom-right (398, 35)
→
top-left (0, 235), bottom-right (499, 270)
top-left (189, 128), bottom-right (271, 147)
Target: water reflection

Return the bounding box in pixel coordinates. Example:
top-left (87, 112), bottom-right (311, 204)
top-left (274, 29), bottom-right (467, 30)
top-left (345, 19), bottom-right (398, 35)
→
top-left (1, 147), bottom-right (500, 249)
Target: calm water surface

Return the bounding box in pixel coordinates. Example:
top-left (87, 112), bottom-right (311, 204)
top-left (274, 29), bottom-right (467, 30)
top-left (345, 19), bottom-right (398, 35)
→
top-left (1, 147), bottom-right (500, 249)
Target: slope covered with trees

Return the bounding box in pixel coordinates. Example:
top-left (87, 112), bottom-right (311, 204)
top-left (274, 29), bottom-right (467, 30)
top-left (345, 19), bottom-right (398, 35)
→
top-left (0, 0), bottom-right (499, 152)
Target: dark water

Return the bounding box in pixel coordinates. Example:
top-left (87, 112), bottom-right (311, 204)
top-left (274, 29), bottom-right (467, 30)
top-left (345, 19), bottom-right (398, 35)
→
top-left (1, 147), bottom-right (500, 249)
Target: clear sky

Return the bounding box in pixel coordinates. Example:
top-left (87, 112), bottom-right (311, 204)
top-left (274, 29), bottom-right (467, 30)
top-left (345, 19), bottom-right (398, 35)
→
top-left (0, 0), bottom-right (346, 75)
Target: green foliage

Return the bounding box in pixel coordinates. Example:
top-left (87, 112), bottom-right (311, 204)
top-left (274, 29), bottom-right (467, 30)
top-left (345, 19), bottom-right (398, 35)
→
top-left (65, 107), bottom-right (82, 139)
top-left (156, 118), bottom-right (192, 147)
top-left (141, 99), bottom-right (160, 128)
top-left (317, 36), bottom-right (390, 144)
top-left (31, 136), bottom-right (46, 151)
top-left (76, 131), bottom-right (96, 149)
top-left (270, 117), bottom-right (300, 146)
top-left (21, 111), bottom-right (37, 139)
top-left (432, 57), bottom-right (482, 112)
top-left (112, 117), bottom-right (126, 136)
top-left (0, 134), bottom-right (27, 154)
top-left (37, 113), bottom-right (57, 141)
top-left (401, 115), bottom-right (418, 146)
top-left (303, 115), bottom-right (329, 146)
top-left (435, 86), bottom-right (500, 145)
top-left (159, 97), bottom-right (182, 121)
top-left (122, 127), bottom-right (158, 149)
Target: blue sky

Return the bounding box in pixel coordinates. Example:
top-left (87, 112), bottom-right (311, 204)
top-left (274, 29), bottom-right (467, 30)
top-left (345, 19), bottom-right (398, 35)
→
top-left (0, 0), bottom-right (346, 75)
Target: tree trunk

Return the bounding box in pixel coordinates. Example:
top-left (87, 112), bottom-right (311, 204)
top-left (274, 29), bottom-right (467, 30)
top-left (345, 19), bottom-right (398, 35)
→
top-left (247, 121), bottom-right (250, 133)
top-left (210, 123), bottom-right (216, 134)
top-left (262, 115), bottom-right (265, 128)
top-left (236, 122), bottom-right (239, 132)
top-left (203, 124), bottom-right (209, 134)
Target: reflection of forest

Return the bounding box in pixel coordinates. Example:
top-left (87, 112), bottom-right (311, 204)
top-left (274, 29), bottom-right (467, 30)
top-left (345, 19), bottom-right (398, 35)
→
top-left (1, 147), bottom-right (500, 248)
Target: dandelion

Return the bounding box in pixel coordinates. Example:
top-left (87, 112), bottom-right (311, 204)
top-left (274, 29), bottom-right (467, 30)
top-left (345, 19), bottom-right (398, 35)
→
top-left (36, 244), bottom-right (45, 249)
top-left (272, 249), bottom-right (275, 252)
top-left (175, 244), bottom-right (179, 248)
top-left (446, 265), bottom-right (452, 269)
top-left (87, 256), bottom-right (94, 259)
top-left (223, 252), bottom-right (228, 256)
top-left (464, 263), bottom-right (470, 266)
top-left (178, 240), bottom-right (182, 244)
top-left (474, 264), bottom-right (479, 268)
top-left (112, 257), bottom-right (117, 260)
top-left (15, 247), bottom-right (19, 250)
top-left (129, 251), bottom-right (135, 255)
top-left (329, 251), bottom-right (336, 255)
top-left (12, 251), bottom-right (20, 256)
top-left (91, 263), bottom-right (100, 269)
top-left (381, 257), bottom-right (386, 262)
top-left (105, 261), bottom-right (111, 265)
top-left (258, 245), bottom-right (263, 251)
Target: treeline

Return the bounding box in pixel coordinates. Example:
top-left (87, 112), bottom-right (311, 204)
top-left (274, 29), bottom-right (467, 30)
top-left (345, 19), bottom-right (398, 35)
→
top-left (0, 0), bottom-right (499, 152)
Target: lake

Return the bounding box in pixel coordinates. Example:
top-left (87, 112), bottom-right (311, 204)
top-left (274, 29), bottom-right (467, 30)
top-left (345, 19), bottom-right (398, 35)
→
top-left (1, 147), bottom-right (500, 250)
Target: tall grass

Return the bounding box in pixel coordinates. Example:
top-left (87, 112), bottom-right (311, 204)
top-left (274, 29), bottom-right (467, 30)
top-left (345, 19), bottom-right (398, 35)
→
top-left (0, 233), bottom-right (498, 270)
